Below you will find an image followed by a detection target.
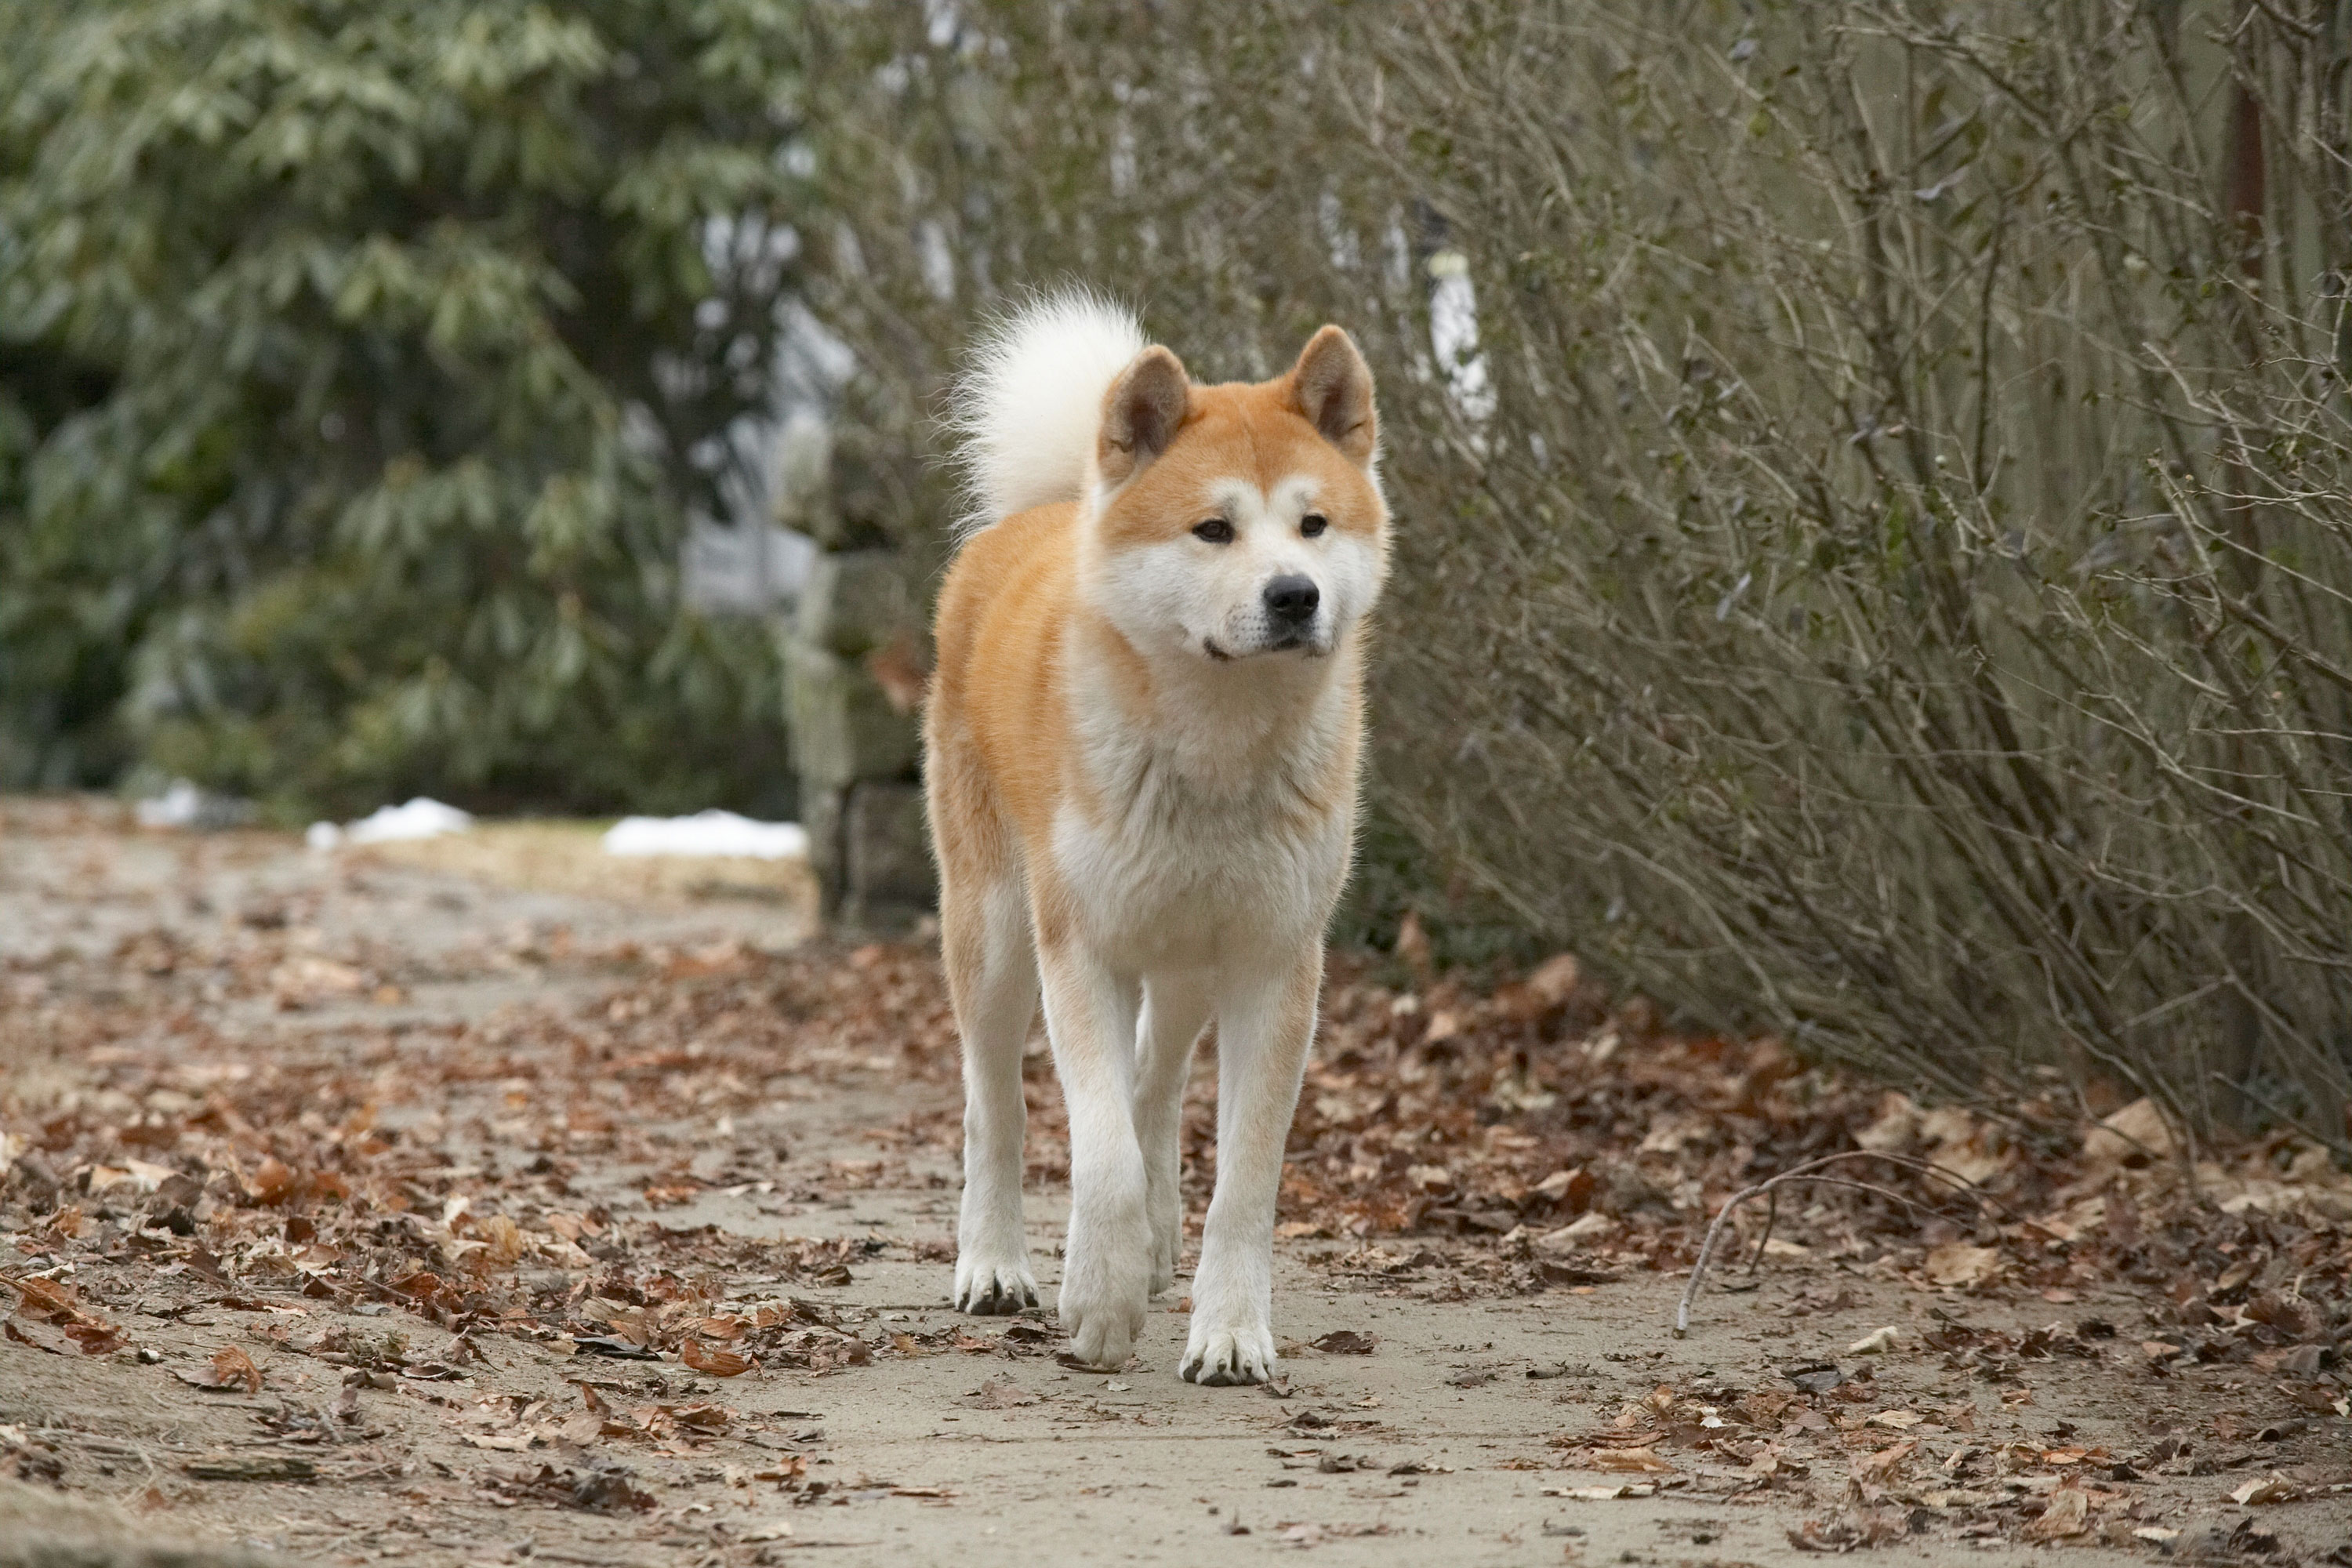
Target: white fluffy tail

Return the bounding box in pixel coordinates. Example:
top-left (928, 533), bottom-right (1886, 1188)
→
top-left (949, 289), bottom-right (1146, 533)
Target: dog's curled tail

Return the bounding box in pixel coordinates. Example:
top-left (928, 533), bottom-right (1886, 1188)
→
top-left (948, 289), bottom-right (1146, 534)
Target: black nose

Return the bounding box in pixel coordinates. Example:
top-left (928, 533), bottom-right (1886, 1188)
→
top-left (1262, 574), bottom-right (1319, 625)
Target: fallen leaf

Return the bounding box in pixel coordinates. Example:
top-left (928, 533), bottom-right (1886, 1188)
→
top-left (60, 1318), bottom-right (126, 1356)
top-left (967, 1377), bottom-right (1037, 1409)
top-left (9, 1277), bottom-right (78, 1319)
top-left (1785, 1360), bottom-right (1843, 1394)
top-left (2082, 1098), bottom-right (2172, 1169)
top-left (247, 1156), bottom-right (297, 1205)
top-left (1309, 1330), bottom-right (1376, 1355)
top-left (681, 1339), bottom-right (754, 1377)
top-left (176, 1345), bottom-right (263, 1394)
top-left (4, 1319), bottom-right (67, 1355)
top-left (2232, 1475), bottom-right (2299, 1505)
top-left (1851, 1441), bottom-right (1916, 1487)
top-left (1923, 1243), bottom-right (2001, 1289)
top-left (1586, 1446), bottom-right (1675, 1473)
top-left (1788, 1513), bottom-right (1906, 1552)
top-left (1846, 1326), bottom-right (1900, 1356)
top-left (2023, 1484), bottom-right (2089, 1541)
top-left (574, 1335), bottom-right (661, 1361)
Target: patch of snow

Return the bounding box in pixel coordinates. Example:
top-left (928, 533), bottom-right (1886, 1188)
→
top-left (601, 811), bottom-right (808, 861)
top-left (324, 797), bottom-right (477, 847)
top-left (1427, 249), bottom-right (1494, 425)
top-left (136, 780), bottom-right (206, 829)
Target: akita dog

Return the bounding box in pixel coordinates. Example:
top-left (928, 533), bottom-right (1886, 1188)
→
top-left (925, 292), bottom-right (1388, 1383)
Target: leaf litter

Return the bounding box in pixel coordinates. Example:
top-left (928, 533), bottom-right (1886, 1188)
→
top-left (2, 798), bottom-right (2348, 1558)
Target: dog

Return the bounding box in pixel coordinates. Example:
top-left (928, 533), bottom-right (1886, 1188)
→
top-left (924, 292), bottom-right (1388, 1384)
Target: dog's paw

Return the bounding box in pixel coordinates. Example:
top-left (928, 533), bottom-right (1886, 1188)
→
top-left (1178, 1315), bottom-right (1277, 1386)
top-left (1148, 1224), bottom-right (1181, 1298)
top-left (1057, 1257), bottom-right (1148, 1370)
top-left (953, 1251), bottom-right (1037, 1316)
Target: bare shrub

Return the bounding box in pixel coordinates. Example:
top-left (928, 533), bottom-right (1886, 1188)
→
top-left (802, 2), bottom-right (2352, 1145)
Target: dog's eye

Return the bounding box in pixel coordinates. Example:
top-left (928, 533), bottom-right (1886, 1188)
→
top-left (1192, 518), bottom-right (1235, 544)
top-left (1300, 514), bottom-right (1328, 538)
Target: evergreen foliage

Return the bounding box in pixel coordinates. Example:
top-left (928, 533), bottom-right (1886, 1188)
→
top-left (0, 0), bottom-right (802, 815)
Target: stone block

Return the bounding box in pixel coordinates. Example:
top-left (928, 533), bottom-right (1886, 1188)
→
top-left (785, 643), bottom-right (920, 790)
top-left (800, 784), bottom-right (847, 909)
top-left (844, 781), bottom-right (937, 909)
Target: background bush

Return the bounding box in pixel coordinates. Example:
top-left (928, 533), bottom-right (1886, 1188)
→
top-left (0, 0), bottom-right (802, 816)
top-left (799, 0), bottom-right (2352, 1147)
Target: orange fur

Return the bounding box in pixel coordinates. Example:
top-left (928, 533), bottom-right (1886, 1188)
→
top-left (927, 302), bottom-right (1388, 1381)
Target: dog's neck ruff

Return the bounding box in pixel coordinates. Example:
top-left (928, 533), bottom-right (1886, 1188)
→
top-left (1064, 614), bottom-right (1356, 814)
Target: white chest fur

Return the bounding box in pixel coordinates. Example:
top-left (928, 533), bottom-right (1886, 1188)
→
top-left (1048, 647), bottom-right (1358, 971)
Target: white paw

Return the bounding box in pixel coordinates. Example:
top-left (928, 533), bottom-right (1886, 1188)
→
top-left (1148, 1218), bottom-right (1181, 1297)
top-left (1057, 1242), bottom-right (1149, 1369)
top-left (1179, 1313), bottom-right (1276, 1386)
top-left (953, 1250), bottom-right (1037, 1316)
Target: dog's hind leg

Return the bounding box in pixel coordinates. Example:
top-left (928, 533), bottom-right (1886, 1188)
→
top-left (1133, 971), bottom-right (1211, 1297)
top-left (1181, 944), bottom-right (1323, 1386)
top-left (944, 866), bottom-right (1041, 1316)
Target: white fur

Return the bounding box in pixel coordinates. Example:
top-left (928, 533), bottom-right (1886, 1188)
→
top-left (1038, 640), bottom-right (1355, 1378)
top-left (1023, 477), bottom-right (1374, 1381)
top-left (949, 289), bottom-right (1147, 531)
top-left (1085, 474), bottom-right (1385, 665)
top-left (939, 314), bottom-right (1386, 1387)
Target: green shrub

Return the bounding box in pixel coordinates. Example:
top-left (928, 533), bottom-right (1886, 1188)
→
top-left (0, 0), bottom-right (804, 816)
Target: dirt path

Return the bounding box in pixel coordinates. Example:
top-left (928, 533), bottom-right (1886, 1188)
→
top-left (3, 798), bottom-right (2347, 1567)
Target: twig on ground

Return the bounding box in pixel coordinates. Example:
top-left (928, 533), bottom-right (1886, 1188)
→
top-left (1674, 1151), bottom-right (2009, 1337)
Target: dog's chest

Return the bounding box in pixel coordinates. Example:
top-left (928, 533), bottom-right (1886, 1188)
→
top-left (1052, 725), bottom-right (1349, 964)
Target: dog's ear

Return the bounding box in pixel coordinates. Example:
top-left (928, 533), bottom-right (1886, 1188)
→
top-left (1098, 346), bottom-right (1191, 488)
top-left (1287, 326), bottom-right (1377, 467)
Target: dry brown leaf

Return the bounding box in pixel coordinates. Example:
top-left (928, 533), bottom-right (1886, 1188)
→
top-left (4, 1319), bottom-right (68, 1355)
top-left (968, 1376), bottom-right (1037, 1409)
top-left (2231, 1475), bottom-right (2299, 1506)
top-left (681, 1338), bottom-right (755, 1377)
top-left (60, 1318), bottom-right (125, 1356)
top-left (2082, 1098), bottom-right (2172, 1169)
top-left (2023, 1485), bottom-right (2089, 1541)
top-left (1923, 1243), bottom-right (2001, 1289)
top-left (1587, 1446), bottom-right (1675, 1473)
top-left (247, 1156), bottom-right (296, 1204)
top-left (1850, 1440), bottom-right (1917, 1488)
top-left (176, 1345), bottom-right (262, 1394)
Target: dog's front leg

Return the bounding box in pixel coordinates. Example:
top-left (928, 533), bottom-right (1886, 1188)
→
top-left (1181, 945), bottom-right (1322, 1386)
top-left (1038, 938), bottom-right (1151, 1370)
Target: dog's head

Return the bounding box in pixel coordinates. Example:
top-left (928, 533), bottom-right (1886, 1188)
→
top-left (1081, 327), bottom-right (1388, 666)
